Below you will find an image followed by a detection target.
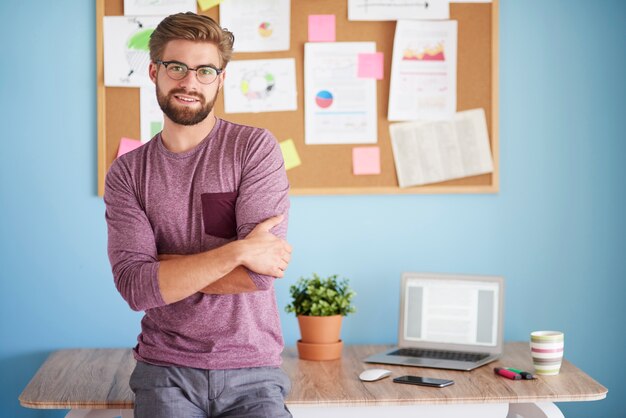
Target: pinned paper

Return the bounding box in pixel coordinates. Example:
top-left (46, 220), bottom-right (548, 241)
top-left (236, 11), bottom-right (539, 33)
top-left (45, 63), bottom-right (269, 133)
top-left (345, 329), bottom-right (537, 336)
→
top-left (305, 42), bottom-right (378, 144)
top-left (358, 52), bottom-right (384, 80)
top-left (308, 15), bottom-right (336, 42)
top-left (117, 137), bottom-right (142, 158)
top-left (150, 121), bottom-right (162, 138)
top-left (224, 58), bottom-right (297, 113)
top-left (197, 0), bottom-right (222, 11)
top-left (103, 16), bottom-right (163, 87)
top-left (352, 146), bottom-right (381, 175)
top-left (279, 139), bottom-right (302, 170)
top-left (348, 0), bottom-right (450, 21)
top-left (140, 86), bottom-right (164, 142)
top-left (219, 0), bottom-right (291, 52)
top-left (125, 0), bottom-right (197, 16)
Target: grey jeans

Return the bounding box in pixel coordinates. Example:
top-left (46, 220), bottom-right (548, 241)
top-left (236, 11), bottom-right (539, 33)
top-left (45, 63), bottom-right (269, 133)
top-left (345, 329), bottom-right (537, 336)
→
top-left (130, 361), bottom-right (292, 418)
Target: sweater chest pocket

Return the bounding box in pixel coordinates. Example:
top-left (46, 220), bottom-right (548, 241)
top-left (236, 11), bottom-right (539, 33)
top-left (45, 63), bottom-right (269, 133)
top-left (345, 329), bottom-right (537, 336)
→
top-left (200, 192), bottom-right (238, 239)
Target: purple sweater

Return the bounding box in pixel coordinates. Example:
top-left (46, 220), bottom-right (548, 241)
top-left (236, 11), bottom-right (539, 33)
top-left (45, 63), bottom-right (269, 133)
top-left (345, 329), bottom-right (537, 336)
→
top-left (104, 118), bottom-right (290, 370)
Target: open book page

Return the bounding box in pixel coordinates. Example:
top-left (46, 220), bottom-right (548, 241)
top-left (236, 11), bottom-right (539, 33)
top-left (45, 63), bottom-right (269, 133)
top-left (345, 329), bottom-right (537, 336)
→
top-left (390, 108), bottom-right (493, 187)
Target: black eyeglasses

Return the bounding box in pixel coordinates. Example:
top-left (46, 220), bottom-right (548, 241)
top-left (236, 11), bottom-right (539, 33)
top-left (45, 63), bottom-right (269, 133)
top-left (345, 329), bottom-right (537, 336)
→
top-left (156, 60), bottom-right (223, 85)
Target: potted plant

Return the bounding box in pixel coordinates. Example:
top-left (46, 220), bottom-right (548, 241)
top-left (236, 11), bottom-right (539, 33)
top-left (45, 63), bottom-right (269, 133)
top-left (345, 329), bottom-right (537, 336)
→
top-left (285, 273), bottom-right (356, 360)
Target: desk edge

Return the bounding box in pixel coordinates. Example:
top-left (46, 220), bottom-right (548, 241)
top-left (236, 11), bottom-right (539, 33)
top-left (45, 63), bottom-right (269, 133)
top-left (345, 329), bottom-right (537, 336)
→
top-left (21, 391), bottom-right (607, 410)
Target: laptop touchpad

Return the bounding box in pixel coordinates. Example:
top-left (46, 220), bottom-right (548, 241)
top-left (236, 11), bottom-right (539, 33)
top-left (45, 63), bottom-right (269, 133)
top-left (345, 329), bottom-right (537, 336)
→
top-left (405, 358), bottom-right (426, 364)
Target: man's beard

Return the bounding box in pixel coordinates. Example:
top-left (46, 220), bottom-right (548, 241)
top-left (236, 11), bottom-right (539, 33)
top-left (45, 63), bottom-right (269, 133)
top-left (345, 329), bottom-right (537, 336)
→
top-left (156, 83), bottom-right (219, 126)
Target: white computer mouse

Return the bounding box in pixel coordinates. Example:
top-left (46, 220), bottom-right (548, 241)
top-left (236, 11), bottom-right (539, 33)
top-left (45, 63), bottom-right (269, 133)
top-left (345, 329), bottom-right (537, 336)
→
top-left (359, 368), bottom-right (392, 382)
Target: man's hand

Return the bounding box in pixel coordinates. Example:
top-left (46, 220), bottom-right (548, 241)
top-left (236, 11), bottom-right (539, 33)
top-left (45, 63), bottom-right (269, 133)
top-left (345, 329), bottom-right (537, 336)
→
top-left (156, 215), bottom-right (291, 300)
top-left (239, 214), bottom-right (292, 278)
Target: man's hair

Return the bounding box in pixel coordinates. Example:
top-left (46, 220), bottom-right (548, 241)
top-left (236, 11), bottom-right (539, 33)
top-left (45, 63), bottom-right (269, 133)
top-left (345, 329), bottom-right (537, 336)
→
top-left (149, 12), bottom-right (235, 68)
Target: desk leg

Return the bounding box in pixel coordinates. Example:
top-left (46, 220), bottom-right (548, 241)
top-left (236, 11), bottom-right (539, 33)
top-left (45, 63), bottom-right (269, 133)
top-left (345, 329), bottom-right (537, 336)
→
top-left (289, 403), bottom-right (509, 417)
top-left (65, 409), bottom-right (134, 418)
top-left (507, 403), bottom-right (564, 418)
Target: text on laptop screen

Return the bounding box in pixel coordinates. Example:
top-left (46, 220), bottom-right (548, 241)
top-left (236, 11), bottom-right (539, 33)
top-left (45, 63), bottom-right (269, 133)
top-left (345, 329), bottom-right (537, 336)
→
top-left (404, 279), bottom-right (499, 347)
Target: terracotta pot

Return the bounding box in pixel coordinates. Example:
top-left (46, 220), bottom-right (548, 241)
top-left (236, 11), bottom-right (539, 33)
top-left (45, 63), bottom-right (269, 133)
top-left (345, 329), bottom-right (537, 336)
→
top-left (297, 315), bottom-right (343, 344)
top-left (297, 340), bottom-right (343, 361)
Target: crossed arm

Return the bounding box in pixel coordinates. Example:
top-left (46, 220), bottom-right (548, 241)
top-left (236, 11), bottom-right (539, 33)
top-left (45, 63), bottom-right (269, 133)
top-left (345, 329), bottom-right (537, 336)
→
top-left (105, 130), bottom-right (290, 311)
top-left (157, 215), bottom-right (292, 304)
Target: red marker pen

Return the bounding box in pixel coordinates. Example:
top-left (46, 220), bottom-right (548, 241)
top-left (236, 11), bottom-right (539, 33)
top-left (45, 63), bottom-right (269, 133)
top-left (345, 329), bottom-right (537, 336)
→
top-left (494, 367), bottom-right (522, 380)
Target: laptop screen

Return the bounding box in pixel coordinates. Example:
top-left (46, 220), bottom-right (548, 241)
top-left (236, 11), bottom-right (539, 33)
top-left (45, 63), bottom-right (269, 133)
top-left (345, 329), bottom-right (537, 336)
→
top-left (402, 275), bottom-right (501, 347)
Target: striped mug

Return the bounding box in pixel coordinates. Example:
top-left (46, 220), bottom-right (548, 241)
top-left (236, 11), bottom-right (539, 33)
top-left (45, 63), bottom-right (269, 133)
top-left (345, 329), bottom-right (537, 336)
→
top-left (530, 331), bottom-right (564, 375)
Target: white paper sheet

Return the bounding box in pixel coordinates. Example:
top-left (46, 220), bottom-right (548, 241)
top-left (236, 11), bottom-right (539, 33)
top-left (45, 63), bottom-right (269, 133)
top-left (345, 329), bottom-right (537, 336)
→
top-left (304, 42), bottom-right (377, 145)
top-left (139, 87), bottom-right (164, 143)
top-left (219, 0), bottom-right (290, 52)
top-left (388, 20), bottom-right (457, 121)
top-left (223, 58), bottom-right (297, 113)
top-left (124, 0), bottom-right (196, 16)
top-left (103, 16), bottom-right (164, 87)
top-left (390, 108), bottom-right (493, 187)
top-left (348, 0), bottom-right (449, 21)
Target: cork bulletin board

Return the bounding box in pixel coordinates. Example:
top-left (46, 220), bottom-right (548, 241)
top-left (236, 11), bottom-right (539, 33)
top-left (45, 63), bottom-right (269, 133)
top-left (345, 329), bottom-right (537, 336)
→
top-left (96, 0), bottom-right (499, 196)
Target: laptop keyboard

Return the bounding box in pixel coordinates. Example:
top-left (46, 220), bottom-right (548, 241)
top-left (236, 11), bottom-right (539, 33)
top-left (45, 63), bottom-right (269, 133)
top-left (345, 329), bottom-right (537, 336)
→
top-left (389, 348), bottom-right (490, 363)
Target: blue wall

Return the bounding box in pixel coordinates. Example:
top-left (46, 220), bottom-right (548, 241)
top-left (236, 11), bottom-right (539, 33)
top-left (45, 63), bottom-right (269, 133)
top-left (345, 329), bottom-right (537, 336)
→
top-left (1, 1), bottom-right (624, 417)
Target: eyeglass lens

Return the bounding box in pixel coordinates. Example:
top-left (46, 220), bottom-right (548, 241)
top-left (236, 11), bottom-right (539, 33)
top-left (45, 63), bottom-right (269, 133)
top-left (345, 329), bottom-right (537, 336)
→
top-left (165, 62), bottom-right (219, 84)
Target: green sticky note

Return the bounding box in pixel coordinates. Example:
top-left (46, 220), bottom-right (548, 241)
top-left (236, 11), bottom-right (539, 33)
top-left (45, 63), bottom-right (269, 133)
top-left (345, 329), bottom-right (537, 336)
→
top-left (279, 139), bottom-right (301, 171)
top-left (197, 0), bottom-right (222, 11)
top-left (150, 121), bottom-right (162, 137)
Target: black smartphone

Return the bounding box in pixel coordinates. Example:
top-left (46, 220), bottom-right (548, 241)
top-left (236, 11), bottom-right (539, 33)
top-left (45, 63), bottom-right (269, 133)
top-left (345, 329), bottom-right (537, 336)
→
top-left (393, 375), bottom-right (455, 388)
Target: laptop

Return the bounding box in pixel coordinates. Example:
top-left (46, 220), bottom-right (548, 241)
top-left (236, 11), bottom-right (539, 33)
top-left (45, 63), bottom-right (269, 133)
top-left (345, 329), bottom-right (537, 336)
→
top-left (365, 272), bottom-right (504, 371)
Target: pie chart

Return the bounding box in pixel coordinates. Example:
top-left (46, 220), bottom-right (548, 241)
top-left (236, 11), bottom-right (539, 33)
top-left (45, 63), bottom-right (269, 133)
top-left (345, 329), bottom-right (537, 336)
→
top-left (125, 28), bottom-right (153, 78)
top-left (240, 71), bottom-right (275, 100)
top-left (315, 90), bottom-right (333, 108)
top-left (258, 22), bottom-right (273, 38)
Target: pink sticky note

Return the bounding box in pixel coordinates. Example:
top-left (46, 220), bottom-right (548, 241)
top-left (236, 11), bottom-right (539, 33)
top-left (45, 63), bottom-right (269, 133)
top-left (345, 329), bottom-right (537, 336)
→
top-left (308, 15), bottom-right (336, 42)
top-left (358, 52), bottom-right (384, 80)
top-left (117, 137), bottom-right (142, 158)
top-left (353, 147), bottom-right (381, 175)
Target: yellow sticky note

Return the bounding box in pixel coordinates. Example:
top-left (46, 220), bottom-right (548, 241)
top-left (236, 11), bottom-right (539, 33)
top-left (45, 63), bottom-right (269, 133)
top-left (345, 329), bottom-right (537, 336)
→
top-left (279, 139), bottom-right (302, 171)
top-left (197, 0), bottom-right (222, 11)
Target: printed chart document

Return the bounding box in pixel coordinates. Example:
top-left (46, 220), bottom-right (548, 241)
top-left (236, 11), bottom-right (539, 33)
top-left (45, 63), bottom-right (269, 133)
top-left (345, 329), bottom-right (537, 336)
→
top-left (305, 42), bottom-right (377, 145)
top-left (390, 108), bottom-right (493, 187)
top-left (103, 16), bottom-right (164, 87)
top-left (348, 0), bottom-right (449, 21)
top-left (388, 20), bottom-right (457, 121)
top-left (123, 0), bottom-right (196, 16)
top-left (139, 87), bottom-right (164, 143)
top-left (223, 58), bottom-right (297, 113)
top-left (219, 0), bottom-right (290, 52)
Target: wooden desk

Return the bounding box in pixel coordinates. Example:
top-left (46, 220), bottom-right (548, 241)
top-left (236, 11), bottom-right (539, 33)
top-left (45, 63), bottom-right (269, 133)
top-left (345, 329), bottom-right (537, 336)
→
top-left (20, 343), bottom-right (606, 418)
top-left (282, 343), bottom-right (606, 406)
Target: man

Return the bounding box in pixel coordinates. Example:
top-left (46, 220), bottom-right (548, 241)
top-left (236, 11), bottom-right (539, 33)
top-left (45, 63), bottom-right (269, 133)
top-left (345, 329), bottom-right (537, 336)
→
top-left (104, 12), bottom-right (293, 418)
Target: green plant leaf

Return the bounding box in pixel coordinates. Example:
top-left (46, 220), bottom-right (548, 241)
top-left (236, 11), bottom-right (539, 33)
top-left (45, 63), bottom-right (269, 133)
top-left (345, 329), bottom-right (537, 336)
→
top-left (284, 273), bottom-right (356, 317)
